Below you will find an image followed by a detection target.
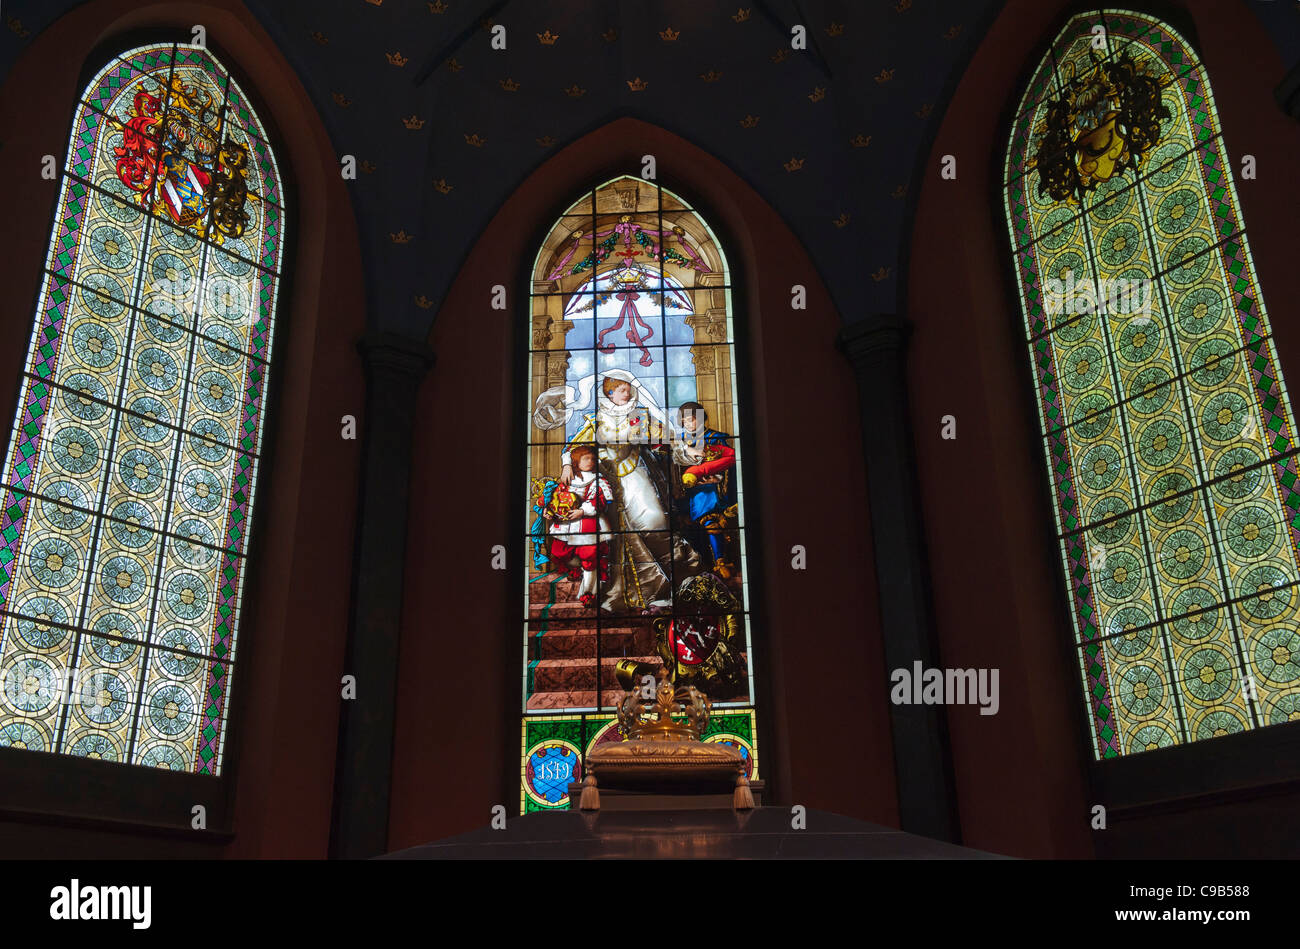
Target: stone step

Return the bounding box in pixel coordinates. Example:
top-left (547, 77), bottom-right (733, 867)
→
top-left (525, 689), bottom-right (626, 711)
top-left (533, 599), bottom-right (594, 618)
top-left (529, 574), bottom-right (580, 605)
top-left (531, 656), bottom-right (662, 693)
top-left (529, 625), bottom-right (654, 660)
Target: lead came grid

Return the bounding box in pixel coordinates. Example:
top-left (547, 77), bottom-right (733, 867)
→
top-left (519, 177), bottom-right (757, 810)
top-left (0, 44), bottom-right (283, 775)
top-left (1005, 12), bottom-right (1300, 758)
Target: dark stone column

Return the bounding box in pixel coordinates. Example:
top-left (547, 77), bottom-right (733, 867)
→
top-left (329, 331), bottom-right (434, 859)
top-left (1276, 60), bottom-right (1300, 121)
top-left (837, 315), bottom-right (960, 843)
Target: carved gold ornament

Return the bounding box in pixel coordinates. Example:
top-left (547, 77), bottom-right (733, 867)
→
top-left (1029, 50), bottom-right (1172, 204)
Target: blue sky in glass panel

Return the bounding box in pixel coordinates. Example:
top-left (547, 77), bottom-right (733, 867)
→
top-left (559, 267), bottom-right (697, 442)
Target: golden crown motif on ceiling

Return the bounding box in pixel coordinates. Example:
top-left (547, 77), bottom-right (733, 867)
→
top-left (537, 29), bottom-right (559, 45)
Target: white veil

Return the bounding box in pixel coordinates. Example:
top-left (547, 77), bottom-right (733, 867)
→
top-left (532, 368), bottom-right (670, 431)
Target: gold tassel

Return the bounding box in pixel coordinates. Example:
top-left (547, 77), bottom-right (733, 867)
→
top-left (579, 772), bottom-right (600, 811)
top-left (733, 772), bottom-right (754, 810)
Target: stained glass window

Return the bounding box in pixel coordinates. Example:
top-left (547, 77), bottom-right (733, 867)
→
top-left (0, 44), bottom-right (283, 774)
top-left (1005, 11), bottom-right (1300, 758)
top-left (520, 176), bottom-right (758, 810)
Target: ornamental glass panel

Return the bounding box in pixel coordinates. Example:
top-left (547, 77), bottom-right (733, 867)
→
top-left (0, 44), bottom-right (283, 774)
top-left (520, 176), bottom-right (758, 810)
top-left (1005, 10), bottom-right (1300, 758)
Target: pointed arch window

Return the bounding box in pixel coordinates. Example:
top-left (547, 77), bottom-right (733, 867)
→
top-left (0, 44), bottom-right (283, 774)
top-left (1005, 11), bottom-right (1300, 759)
top-left (519, 176), bottom-right (759, 810)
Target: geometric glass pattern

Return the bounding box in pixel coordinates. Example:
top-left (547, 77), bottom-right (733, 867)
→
top-left (520, 175), bottom-right (757, 809)
top-left (0, 45), bottom-right (283, 774)
top-left (1005, 10), bottom-right (1300, 758)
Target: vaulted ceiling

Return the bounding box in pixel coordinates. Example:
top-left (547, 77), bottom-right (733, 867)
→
top-left (250, 0), bottom-right (1008, 336)
top-left (2, 1), bottom-right (1296, 338)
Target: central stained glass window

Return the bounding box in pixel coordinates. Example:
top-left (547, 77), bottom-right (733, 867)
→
top-left (519, 176), bottom-right (758, 811)
top-left (0, 44), bottom-right (283, 774)
top-left (1005, 10), bottom-right (1300, 758)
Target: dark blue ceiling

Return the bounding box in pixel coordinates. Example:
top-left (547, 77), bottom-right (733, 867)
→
top-left (2, 1), bottom-right (1297, 338)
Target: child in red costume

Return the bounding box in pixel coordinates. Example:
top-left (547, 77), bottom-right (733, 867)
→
top-left (545, 446), bottom-right (613, 608)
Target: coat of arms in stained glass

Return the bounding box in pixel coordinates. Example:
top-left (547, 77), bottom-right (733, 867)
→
top-left (0, 44), bottom-right (284, 775)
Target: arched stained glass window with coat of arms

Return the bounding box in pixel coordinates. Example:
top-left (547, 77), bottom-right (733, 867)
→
top-left (0, 43), bottom-right (284, 775)
top-left (1005, 10), bottom-right (1300, 760)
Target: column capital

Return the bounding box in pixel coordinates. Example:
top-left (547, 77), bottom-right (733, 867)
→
top-left (1276, 60), bottom-right (1300, 122)
top-left (357, 331), bottom-right (435, 380)
top-left (835, 313), bottom-right (913, 369)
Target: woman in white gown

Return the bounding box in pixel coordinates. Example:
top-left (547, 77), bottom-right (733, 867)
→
top-left (539, 369), bottom-right (700, 613)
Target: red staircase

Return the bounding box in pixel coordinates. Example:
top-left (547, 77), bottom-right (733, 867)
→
top-left (527, 574), bottom-right (661, 711)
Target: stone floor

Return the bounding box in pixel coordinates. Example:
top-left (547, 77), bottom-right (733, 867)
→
top-left (382, 807), bottom-right (1009, 859)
